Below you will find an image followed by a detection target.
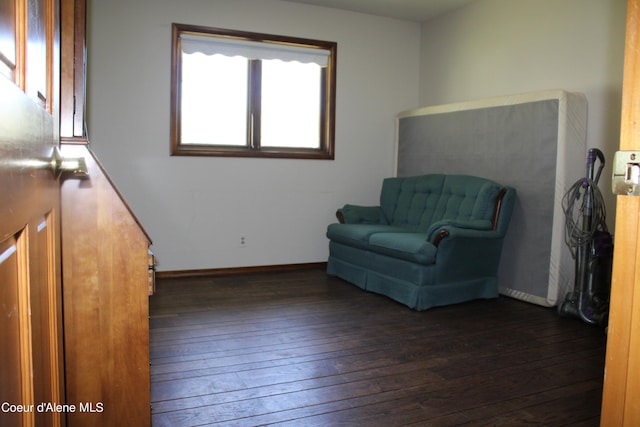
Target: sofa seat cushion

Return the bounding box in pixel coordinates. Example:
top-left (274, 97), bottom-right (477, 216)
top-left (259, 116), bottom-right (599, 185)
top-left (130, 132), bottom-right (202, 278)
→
top-left (326, 224), bottom-right (408, 249)
top-left (368, 232), bottom-right (436, 264)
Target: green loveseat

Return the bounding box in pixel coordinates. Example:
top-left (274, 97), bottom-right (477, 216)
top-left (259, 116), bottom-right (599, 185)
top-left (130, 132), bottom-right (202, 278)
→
top-left (326, 174), bottom-right (516, 310)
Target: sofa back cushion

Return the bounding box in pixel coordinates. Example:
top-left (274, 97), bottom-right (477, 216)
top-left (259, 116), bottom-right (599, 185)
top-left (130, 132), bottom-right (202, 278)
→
top-left (380, 175), bottom-right (445, 231)
top-left (433, 175), bottom-right (502, 224)
top-left (380, 174), bottom-right (503, 232)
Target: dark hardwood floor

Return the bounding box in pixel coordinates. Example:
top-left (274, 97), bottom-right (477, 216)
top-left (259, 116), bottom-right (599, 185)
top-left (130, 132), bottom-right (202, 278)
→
top-left (149, 267), bottom-right (607, 426)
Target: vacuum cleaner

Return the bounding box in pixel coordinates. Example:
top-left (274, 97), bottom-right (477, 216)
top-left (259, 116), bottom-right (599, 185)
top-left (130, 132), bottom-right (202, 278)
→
top-left (559, 148), bottom-right (613, 326)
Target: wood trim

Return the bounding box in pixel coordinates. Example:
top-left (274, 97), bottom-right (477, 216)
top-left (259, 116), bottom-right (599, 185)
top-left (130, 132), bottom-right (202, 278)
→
top-left (60, 0), bottom-right (86, 140)
top-left (433, 230), bottom-right (449, 247)
top-left (601, 0), bottom-right (640, 424)
top-left (169, 23), bottom-right (336, 160)
top-left (46, 0), bottom-right (56, 115)
top-left (492, 188), bottom-right (507, 230)
top-left (60, 0), bottom-right (75, 137)
top-left (60, 135), bottom-right (89, 144)
top-left (15, 0), bottom-right (26, 90)
top-left (72, 0), bottom-right (85, 136)
top-left (156, 262), bottom-right (328, 280)
top-left (44, 211), bottom-right (63, 427)
top-left (16, 230), bottom-right (35, 427)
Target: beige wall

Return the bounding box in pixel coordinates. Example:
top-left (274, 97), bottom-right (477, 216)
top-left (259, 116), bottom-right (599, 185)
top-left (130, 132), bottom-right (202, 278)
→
top-left (420, 0), bottom-right (627, 228)
top-left (86, 0), bottom-right (420, 271)
top-left (86, 0), bottom-right (626, 271)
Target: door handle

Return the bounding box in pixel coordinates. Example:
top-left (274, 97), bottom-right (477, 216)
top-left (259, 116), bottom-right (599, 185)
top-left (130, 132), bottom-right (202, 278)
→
top-left (51, 146), bottom-right (88, 179)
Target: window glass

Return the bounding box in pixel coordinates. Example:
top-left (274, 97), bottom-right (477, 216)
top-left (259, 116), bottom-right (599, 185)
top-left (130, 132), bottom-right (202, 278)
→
top-left (260, 59), bottom-right (321, 149)
top-left (180, 53), bottom-right (248, 146)
top-left (170, 24), bottom-right (337, 159)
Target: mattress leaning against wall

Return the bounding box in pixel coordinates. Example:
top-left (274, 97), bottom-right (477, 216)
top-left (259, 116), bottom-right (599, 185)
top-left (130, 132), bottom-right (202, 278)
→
top-left (395, 90), bottom-right (587, 307)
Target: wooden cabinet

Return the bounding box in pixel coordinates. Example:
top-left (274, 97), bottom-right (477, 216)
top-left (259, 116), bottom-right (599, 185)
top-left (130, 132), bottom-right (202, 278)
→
top-left (59, 0), bottom-right (153, 426)
top-left (60, 145), bottom-right (152, 427)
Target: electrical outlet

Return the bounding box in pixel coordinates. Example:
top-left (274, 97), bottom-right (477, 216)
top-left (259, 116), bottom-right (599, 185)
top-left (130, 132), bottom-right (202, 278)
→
top-left (240, 235), bottom-right (247, 247)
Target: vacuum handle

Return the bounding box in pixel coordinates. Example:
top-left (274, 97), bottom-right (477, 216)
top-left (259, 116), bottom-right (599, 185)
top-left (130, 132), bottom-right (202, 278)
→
top-left (588, 148), bottom-right (605, 184)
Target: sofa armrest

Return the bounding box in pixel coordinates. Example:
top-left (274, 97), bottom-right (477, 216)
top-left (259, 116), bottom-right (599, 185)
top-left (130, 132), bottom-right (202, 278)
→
top-left (336, 204), bottom-right (388, 225)
top-left (432, 227), bottom-right (506, 282)
top-left (427, 219), bottom-right (493, 243)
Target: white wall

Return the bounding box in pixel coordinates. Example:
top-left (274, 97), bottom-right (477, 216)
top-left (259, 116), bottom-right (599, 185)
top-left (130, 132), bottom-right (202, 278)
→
top-left (419, 0), bottom-right (627, 230)
top-left (87, 0), bottom-right (625, 272)
top-left (86, 0), bottom-right (420, 271)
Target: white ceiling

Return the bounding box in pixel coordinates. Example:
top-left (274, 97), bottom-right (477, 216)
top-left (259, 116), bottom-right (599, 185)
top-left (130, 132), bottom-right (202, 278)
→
top-left (281, 0), bottom-right (476, 22)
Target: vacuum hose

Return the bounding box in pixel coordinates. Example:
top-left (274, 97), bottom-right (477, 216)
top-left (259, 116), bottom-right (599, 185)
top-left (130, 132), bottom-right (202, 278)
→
top-left (562, 152), bottom-right (606, 258)
top-left (559, 148), bottom-right (608, 325)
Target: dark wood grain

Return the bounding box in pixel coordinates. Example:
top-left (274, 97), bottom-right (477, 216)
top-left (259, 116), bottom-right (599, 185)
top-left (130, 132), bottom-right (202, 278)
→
top-left (150, 267), bottom-right (606, 426)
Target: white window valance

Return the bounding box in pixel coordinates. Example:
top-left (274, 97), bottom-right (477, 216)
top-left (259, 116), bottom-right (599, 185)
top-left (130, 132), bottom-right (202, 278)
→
top-left (180, 33), bottom-right (331, 66)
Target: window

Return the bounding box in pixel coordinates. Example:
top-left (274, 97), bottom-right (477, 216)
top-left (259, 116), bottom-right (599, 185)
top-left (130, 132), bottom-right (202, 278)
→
top-left (170, 24), bottom-right (337, 159)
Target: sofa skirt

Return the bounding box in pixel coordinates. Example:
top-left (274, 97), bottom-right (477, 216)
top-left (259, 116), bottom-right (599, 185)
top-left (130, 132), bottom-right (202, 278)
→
top-left (327, 241), bottom-right (499, 310)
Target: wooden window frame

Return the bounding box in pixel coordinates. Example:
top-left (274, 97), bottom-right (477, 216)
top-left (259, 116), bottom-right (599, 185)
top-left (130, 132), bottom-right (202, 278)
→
top-left (170, 23), bottom-right (337, 160)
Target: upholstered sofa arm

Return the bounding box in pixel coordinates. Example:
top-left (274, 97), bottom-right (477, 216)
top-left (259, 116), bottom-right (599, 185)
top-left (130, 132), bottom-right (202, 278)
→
top-left (336, 204), bottom-right (388, 225)
top-left (430, 226), bottom-right (507, 283)
top-left (426, 219), bottom-right (493, 243)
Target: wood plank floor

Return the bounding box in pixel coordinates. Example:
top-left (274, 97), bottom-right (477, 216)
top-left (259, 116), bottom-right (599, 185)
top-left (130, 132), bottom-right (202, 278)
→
top-left (149, 267), bottom-right (607, 427)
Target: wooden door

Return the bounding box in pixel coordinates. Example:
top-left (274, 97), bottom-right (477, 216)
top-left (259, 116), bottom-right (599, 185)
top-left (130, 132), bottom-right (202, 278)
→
top-left (0, 1), bottom-right (64, 426)
top-left (601, 0), bottom-right (640, 424)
